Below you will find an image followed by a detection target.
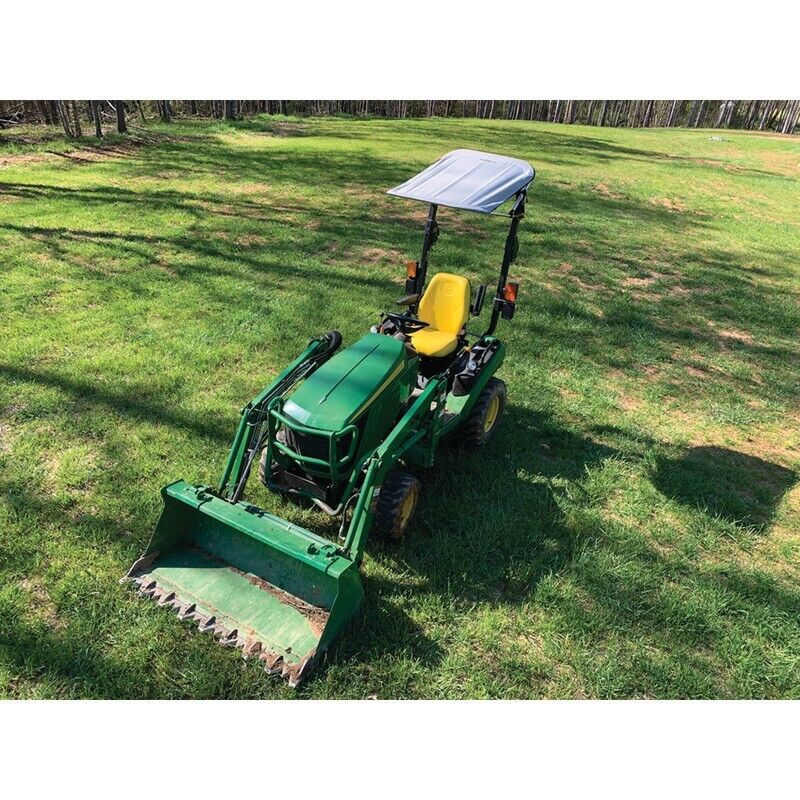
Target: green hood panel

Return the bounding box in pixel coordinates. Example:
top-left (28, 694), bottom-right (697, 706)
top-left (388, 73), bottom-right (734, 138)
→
top-left (283, 333), bottom-right (407, 432)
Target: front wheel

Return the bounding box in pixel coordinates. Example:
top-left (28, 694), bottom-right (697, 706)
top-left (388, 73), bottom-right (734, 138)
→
top-left (372, 469), bottom-right (421, 541)
top-left (458, 377), bottom-right (506, 447)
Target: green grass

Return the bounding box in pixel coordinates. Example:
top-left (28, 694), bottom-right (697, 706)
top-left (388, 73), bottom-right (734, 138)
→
top-left (1, 115), bottom-right (799, 698)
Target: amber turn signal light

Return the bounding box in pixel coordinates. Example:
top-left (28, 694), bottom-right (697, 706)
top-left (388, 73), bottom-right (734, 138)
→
top-left (406, 260), bottom-right (418, 279)
top-left (503, 282), bottom-right (519, 302)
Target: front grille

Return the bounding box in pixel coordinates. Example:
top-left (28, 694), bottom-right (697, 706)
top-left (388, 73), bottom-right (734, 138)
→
top-left (284, 428), bottom-right (354, 464)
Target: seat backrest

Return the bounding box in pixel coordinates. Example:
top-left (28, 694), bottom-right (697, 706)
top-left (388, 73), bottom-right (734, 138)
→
top-left (417, 273), bottom-right (471, 335)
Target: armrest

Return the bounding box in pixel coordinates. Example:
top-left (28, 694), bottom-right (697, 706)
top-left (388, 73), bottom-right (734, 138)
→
top-left (395, 293), bottom-right (420, 307)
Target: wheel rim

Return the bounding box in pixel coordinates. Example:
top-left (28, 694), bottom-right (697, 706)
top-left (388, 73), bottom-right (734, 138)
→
top-left (483, 394), bottom-right (501, 433)
top-left (398, 487), bottom-right (417, 530)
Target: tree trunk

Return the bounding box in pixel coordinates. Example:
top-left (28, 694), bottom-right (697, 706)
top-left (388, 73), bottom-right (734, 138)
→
top-left (745, 100), bottom-right (759, 129)
top-left (781, 100), bottom-right (799, 134)
top-left (224, 100), bottom-right (236, 120)
top-left (56, 101), bottom-right (75, 138)
top-left (693, 100), bottom-right (707, 127)
top-left (115, 101), bottom-right (127, 133)
top-left (91, 101), bottom-right (102, 137)
top-left (37, 100), bottom-right (53, 124)
top-left (70, 101), bottom-right (82, 137)
top-left (666, 100), bottom-right (679, 127)
top-left (642, 100), bottom-right (655, 127)
top-left (758, 100), bottom-right (774, 130)
top-left (599, 100), bottom-right (609, 126)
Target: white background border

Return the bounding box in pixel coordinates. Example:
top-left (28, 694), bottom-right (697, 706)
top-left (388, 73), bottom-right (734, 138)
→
top-left (2, 2), bottom-right (797, 794)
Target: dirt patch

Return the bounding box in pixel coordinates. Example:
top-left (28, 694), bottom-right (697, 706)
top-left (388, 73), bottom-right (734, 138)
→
top-left (718, 328), bottom-right (755, 345)
top-left (267, 122), bottom-right (307, 137)
top-left (569, 275), bottom-right (606, 293)
top-left (0, 152), bottom-right (52, 167)
top-left (632, 291), bottom-right (662, 303)
top-left (236, 182), bottom-right (272, 196)
top-left (347, 246), bottom-right (406, 265)
top-left (622, 275), bottom-right (657, 289)
top-left (152, 259), bottom-right (179, 276)
top-left (593, 183), bottom-right (623, 200)
top-left (668, 284), bottom-right (691, 297)
top-left (556, 261), bottom-right (574, 274)
top-left (685, 365), bottom-right (708, 379)
top-left (649, 197), bottom-right (688, 213)
top-left (756, 148), bottom-right (800, 178)
top-left (234, 234), bottom-right (267, 247)
top-left (617, 393), bottom-right (642, 412)
top-left (46, 141), bottom-right (142, 165)
top-left (20, 578), bottom-right (65, 630)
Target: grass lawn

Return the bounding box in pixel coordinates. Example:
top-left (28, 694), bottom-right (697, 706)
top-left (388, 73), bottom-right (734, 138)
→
top-left (1, 115), bottom-right (799, 699)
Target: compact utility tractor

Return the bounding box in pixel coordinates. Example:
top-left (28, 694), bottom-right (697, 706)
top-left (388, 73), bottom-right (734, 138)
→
top-left (124, 149), bottom-right (535, 686)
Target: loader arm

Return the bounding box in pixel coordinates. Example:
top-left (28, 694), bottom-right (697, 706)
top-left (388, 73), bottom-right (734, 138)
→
top-left (219, 333), bottom-right (341, 502)
top-left (342, 376), bottom-right (446, 563)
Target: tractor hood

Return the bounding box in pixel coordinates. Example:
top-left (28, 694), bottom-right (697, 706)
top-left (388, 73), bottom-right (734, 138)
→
top-left (283, 333), bottom-right (408, 432)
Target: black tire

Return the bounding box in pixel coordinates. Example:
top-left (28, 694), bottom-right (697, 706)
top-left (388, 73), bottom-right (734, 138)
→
top-left (323, 330), bottom-right (342, 354)
top-left (372, 469), bottom-right (421, 541)
top-left (458, 377), bottom-right (506, 447)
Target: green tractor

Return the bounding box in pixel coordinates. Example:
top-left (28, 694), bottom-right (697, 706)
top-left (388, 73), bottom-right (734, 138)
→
top-left (124, 149), bottom-right (535, 686)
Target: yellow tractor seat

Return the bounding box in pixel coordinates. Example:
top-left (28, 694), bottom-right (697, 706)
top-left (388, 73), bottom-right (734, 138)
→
top-left (409, 272), bottom-right (471, 358)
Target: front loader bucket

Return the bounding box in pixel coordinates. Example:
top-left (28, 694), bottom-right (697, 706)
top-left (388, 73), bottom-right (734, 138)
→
top-left (124, 480), bottom-right (364, 686)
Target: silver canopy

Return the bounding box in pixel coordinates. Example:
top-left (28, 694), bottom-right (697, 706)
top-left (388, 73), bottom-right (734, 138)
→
top-left (387, 149), bottom-right (534, 214)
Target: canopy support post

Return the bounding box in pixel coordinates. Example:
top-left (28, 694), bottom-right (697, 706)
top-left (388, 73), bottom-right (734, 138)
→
top-left (412, 203), bottom-right (438, 311)
top-left (485, 190), bottom-right (526, 336)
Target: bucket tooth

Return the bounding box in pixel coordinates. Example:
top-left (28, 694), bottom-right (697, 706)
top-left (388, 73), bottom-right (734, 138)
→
top-left (261, 652), bottom-right (284, 673)
top-left (179, 603), bottom-right (196, 620)
top-left (157, 592), bottom-right (176, 607)
top-left (243, 640), bottom-right (262, 658)
top-left (222, 630), bottom-right (239, 647)
top-left (199, 616), bottom-right (217, 633)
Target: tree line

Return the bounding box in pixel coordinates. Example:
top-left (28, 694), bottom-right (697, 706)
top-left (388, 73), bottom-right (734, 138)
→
top-left (1, 99), bottom-right (798, 136)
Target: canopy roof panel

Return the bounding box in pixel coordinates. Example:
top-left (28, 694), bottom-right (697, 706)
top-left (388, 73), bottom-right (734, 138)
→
top-left (387, 149), bottom-right (534, 214)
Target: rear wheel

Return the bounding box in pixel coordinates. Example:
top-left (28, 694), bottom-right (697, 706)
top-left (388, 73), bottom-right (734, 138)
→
top-left (372, 469), bottom-right (421, 541)
top-left (458, 377), bottom-right (506, 447)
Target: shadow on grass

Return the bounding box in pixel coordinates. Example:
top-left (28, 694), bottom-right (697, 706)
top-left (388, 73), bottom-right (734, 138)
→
top-left (650, 445), bottom-right (796, 530)
top-left (343, 405), bottom-right (797, 688)
top-left (0, 362), bottom-right (231, 444)
top-left (370, 404), bottom-right (617, 601)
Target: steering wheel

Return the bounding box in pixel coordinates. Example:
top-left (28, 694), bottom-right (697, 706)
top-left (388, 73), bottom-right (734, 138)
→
top-left (384, 313), bottom-right (430, 334)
